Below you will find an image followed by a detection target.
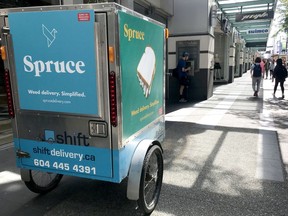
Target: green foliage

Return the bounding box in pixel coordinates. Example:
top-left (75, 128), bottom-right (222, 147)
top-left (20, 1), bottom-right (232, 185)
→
top-left (278, 0), bottom-right (288, 33)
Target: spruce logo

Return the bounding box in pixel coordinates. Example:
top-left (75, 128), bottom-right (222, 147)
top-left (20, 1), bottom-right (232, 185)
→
top-left (22, 23), bottom-right (87, 77)
top-left (42, 24), bottom-right (57, 48)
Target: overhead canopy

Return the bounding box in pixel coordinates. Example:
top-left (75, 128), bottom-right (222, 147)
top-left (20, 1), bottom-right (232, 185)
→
top-left (215, 0), bottom-right (277, 50)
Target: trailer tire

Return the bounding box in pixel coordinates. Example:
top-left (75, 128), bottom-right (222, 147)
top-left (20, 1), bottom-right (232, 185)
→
top-left (24, 170), bottom-right (63, 194)
top-left (137, 145), bottom-right (163, 214)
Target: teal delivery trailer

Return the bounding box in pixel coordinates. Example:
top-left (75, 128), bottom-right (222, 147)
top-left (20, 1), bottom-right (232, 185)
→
top-left (0, 3), bottom-right (166, 214)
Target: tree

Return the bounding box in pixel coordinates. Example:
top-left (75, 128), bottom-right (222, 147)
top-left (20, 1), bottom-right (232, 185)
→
top-left (277, 0), bottom-right (288, 32)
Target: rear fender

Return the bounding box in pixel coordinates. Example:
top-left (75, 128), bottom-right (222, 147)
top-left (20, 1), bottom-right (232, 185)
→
top-left (126, 139), bottom-right (162, 200)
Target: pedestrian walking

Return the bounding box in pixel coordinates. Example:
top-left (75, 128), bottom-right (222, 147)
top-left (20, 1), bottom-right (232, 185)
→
top-left (269, 59), bottom-right (275, 80)
top-left (273, 58), bottom-right (288, 99)
top-left (250, 57), bottom-right (262, 97)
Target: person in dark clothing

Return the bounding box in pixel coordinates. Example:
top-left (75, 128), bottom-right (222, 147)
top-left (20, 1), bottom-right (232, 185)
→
top-left (176, 52), bottom-right (190, 102)
top-left (250, 57), bottom-right (262, 97)
top-left (273, 58), bottom-right (287, 99)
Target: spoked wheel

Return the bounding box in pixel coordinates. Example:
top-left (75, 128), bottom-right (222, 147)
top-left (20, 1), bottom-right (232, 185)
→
top-left (138, 145), bottom-right (163, 215)
top-left (24, 170), bottom-right (63, 194)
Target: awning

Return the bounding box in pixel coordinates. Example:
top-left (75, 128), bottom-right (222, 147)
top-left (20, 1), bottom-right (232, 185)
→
top-left (215, 0), bottom-right (277, 50)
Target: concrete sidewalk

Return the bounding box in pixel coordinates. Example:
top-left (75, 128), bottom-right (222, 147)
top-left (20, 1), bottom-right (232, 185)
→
top-left (160, 71), bottom-right (288, 215)
top-left (261, 75), bottom-right (288, 177)
top-left (166, 72), bottom-right (288, 182)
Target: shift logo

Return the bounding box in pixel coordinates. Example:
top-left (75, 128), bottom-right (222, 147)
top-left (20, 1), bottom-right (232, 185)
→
top-left (45, 130), bottom-right (90, 146)
top-left (42, 24), bottom-right (57, 48)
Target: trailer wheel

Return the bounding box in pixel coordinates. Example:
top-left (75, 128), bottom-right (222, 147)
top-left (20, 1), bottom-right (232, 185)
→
top-left (24, 170), bottom-right (63, 194)
top-left (137, 145), bottom-right (163, 214)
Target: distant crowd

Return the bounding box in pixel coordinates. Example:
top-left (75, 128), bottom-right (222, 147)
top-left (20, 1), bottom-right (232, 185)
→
top-left (250, 57), bottom-right (288, 99)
